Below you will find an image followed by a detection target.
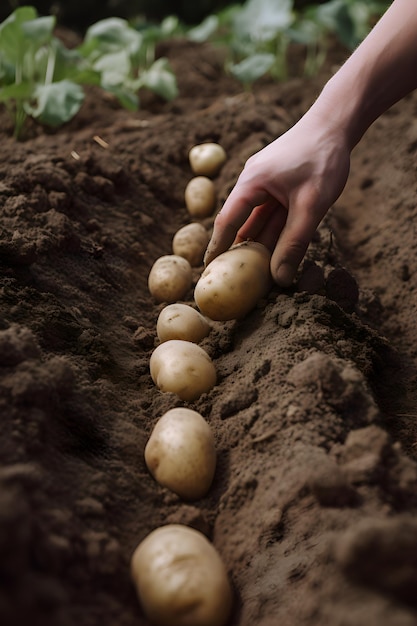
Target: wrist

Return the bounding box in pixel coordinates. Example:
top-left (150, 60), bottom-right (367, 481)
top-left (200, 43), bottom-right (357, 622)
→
top-left (307, 73), bottom-right (369, 152)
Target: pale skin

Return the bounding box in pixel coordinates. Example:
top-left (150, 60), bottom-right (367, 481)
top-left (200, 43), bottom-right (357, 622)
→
top-left (204, 0), bottom-right (417, 286)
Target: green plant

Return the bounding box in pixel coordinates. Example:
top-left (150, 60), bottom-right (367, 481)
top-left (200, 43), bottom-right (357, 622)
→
top-left (311, 0), bottom-right (390, 50)
top-left (78, 15), bottom-right (179, 110)
top-left (189, 0), bottom-right (295, 86)
top-left (0, 6), bottom-right (92, 137)
top-left (0, 6), bottom-right (179, 138)
top-left (187, 0), bottom-right (390, 86)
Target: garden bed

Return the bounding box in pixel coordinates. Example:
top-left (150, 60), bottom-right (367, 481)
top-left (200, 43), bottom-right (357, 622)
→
top-left (1, 38), bottom-right (417, 626)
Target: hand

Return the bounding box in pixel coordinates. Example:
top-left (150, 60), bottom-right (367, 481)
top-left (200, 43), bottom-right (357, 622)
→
top-left (204, 110), bottom-right (351, 286)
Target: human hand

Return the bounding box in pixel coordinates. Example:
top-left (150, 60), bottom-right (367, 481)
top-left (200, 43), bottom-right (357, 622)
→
top-left (204, 111), bottom-right (351, 286)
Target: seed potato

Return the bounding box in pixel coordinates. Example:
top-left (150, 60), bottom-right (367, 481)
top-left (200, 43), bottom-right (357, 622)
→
top-left (194, 241), bottom-right (272, 321)
top-left (157, 303), bottom-right (211, 343)
top-left (185, 176), bottom-right (216, 218)
top-left (189, 142), bottom-right (227, 177)
top-left (148, 254), bottom-right (193, 303)
top-left (131, 524), bottom-right (233, 626)
top-left (172, 222), bottom-right (210, 267)
top-left (150, 339), bottom-right (216, 401)
top-left (145, 407), bottom-right (216, 500)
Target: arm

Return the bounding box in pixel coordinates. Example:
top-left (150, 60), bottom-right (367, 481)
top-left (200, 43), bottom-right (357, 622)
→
top-left (204, 0), bottom-right (417, 286)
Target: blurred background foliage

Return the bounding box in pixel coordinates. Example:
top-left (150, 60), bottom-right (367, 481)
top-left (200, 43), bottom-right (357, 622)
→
top-left (0, 0), bottom-right (390, 136)
top-left (1, 0), bottom-right (331, 31)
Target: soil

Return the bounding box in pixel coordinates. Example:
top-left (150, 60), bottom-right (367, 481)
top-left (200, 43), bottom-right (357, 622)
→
top-left (1, 37), bottom-right (417, 626)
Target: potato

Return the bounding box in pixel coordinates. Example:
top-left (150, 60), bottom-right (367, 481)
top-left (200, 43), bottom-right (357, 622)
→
top-left (189, 142), bottom-right (227, 177)
top-left (148, 255), bottom-right (193, 303)
top-left (194, 241), bottom-right (272, 321)
top-left (185, 176), bottom-right (216, 218)
top-left (145, 407), bottom-right (216, 500)
top-left (157, 303), bottom-right (211, 343)
top-left (172, 222), bottom-right (210, 267)
top-left (131, 524), bottom-right (233, 626)
top-left (150, 339), bottom-right (216, 401)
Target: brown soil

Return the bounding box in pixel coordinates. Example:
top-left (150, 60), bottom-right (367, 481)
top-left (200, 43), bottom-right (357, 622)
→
top-left (1, 39), bottom-right (417, 626)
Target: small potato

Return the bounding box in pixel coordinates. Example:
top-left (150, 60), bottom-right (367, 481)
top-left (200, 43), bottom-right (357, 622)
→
top-left (157, 303), bottom-right (211, 343)
top-left (145, 407), bottom-right (216, 500)
top-left (185, 176), bottom-right (216, 218)
top-left (131, 524), bottom-right (233, 626)
top-left (148, 255), bottom-right (193, 303)
top-left (194, 241), bottom-right (272, 321)
top-left (172, 222), bottom-right (210, 267)
top-left (150, 339), bottom-right (216, 401)
top-left (189, 142), bottom-right (227, 177)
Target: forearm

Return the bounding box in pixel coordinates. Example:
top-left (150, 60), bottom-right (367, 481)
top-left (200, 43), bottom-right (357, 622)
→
top-left (308, 0), bottom-right (417, 149)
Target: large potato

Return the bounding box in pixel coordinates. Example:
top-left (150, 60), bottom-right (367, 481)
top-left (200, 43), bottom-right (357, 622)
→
top-left (172, 222), bottom-right (210, 267)
top-left (144, 407), bottom-right (216, 500)
top-left (148, 255), bottom-right (193, 303)
top-left (185, 176), bottom-right (216, 218)
top-left (131, 524), bottom-right (233, 626)
top-left (157, 303), bottom-right (211, 343)
top-left (194, 241), bottom-right (272, 321)
top-left (150, 339), bottom-right (216, 401)
top-left (189, 142), bottom-right (227, 177)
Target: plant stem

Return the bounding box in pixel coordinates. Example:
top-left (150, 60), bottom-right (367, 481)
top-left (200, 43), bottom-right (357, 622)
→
top-left (14, 104), bottom-right (26, 139)
top-left (45, 44), bottom-right (56, 85)
top-left (13, 59), bottom-right (26, 139)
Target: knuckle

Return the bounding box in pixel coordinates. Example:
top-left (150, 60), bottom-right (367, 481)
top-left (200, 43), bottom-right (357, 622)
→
top-left (281, 238), bottom-right (309, 262)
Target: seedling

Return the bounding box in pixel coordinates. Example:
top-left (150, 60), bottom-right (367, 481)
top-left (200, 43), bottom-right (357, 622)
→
top-left (0, 7), bottom-right (179, 137)
top-left (187, 0), bottom-right (390, 86)
top-left (0, 6), bottom-right (93, 137)
top-left (78, 16), bottom-right (178, 110)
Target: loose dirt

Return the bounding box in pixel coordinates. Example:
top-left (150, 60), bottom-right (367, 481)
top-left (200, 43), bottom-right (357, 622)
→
top-left (1, 38), bottom-right (417, 626)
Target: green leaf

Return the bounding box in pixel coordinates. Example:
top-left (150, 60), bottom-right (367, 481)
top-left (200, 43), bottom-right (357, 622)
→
top-left (104, 84), bottom-right (139, 110)
top-left (309, 0), bottom-right (383, 49)
top-left (93, 49), bottom-right (132, 86)
top-left (229, 52), bottom-right (275, 84)
top-left (187, 15), bottom-right (219, 43)
top-left (287, 19), bottom-right (321, 45)
top-left (216, 4), bottom-right (242, 27)
top-left (21, 15), bottom-right (55, 47)
top-left (25, 80), bottom-right (84, 126)
top-left (0, 16), bottom-right (29, 66)
top-left (139, 57), bottom-right (178, 101)
top-left (0, 56), bottom-right (16, 85)
top-left (233, 0), bottom-right (294, 43)
top-left (0, 9), bottom-right (54, 68)
top-left (0, 81), bottom-right (33, 102)
top-left (0, 5), bottom-right (38, 38)
top-left (161, 15), bottom-right (180, 36)
top-left (83, 17), bottom-right (143, 58)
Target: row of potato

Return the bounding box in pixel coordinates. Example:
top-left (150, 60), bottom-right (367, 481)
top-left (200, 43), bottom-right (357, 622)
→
top-left (130, 144), bottom-right (272, 626)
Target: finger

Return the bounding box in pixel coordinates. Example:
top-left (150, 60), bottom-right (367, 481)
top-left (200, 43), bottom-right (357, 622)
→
top-left (251, 206), bottom-right (288, 253)
top-left (233, 198), bottom-right (281, 243)
top-left (234, 202), bottom-right (288, 252)
top-left (271, 201), bottom-right (323, 287)
top-left (204, 185), bottom-right (269, 266)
